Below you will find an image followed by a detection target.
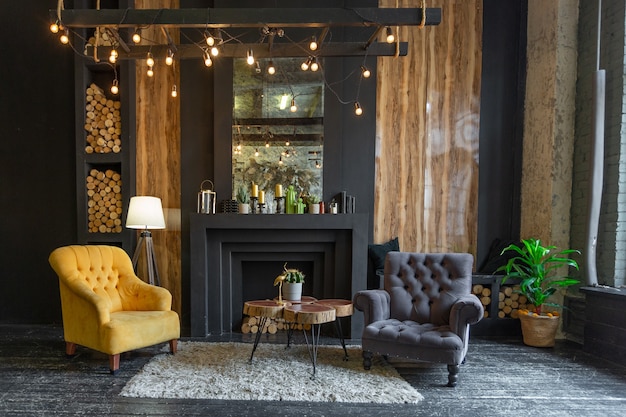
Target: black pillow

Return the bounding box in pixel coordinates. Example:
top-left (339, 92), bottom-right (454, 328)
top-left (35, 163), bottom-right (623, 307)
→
top-left (368, 237), bottom-right (400, 271)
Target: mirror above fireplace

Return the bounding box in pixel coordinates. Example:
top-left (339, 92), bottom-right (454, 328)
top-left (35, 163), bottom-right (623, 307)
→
top-left (232, 57), bottom-right (324, 200)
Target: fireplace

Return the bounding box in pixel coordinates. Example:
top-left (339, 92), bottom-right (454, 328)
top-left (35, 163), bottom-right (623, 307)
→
top-left (189, 213), bottom-right (368, 337)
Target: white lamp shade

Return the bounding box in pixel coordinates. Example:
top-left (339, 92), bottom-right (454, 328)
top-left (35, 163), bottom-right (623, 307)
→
top-left (126, 196), bottom-right (166, 229)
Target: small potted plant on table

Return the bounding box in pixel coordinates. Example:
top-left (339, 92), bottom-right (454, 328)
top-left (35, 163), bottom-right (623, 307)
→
top-left (274, 262), bottom-right (305, 301)
top-left (306, 195), bottom-right (321, 214)
top-left (497, 238), bottom-right (580, 347)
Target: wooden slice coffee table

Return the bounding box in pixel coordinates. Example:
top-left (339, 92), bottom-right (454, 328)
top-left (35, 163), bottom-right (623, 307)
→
top-left (316, 299), bottom-right (354, 360)
top-left (284, 304), bottom-right (336, 376)
top-left (243, 300), bottom-right (290, 362)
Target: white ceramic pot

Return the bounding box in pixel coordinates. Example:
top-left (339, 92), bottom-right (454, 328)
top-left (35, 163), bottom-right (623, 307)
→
top-left (309, 203), bottom-right (320, 214)
top-left (238, 203), bottom-right (250, 214)
top-left (283, 282), bottom-right (303, 301)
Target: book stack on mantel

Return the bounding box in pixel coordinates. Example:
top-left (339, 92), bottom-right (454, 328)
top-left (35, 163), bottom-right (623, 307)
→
top-left (334, 191), bottom-right (355, 214)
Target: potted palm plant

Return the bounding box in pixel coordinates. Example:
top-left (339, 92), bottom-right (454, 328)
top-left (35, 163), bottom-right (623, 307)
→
top-left (274, 262), bottom-right (305, 301)
top-left (497, 238), bottom-right (580, 347)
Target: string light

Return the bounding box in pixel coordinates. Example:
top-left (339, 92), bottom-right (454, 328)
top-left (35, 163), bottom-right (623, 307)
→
top-left (203, 50), bottom-right (212, 67)
top-left (147, 66), bottom-right (154, 77)
top-left (171, 84), bottom-right (178, 98)
top-left (110, 79), bottom-right (119, 95)
top-left (255, 61), bottom-right (262, 74)
top-left (210, 46), bottom-right (219, 57)
top-left (309, 36), bottom-right (318, 51)
top-left (360, 65), bottom-right (371, 78)
top-left (278, 156), bottom-right (283, 165)
top-left (109, 49), bottom-right (118, 64)
top-left (49, 21), bottom-right (60, 33)
top-left (354, 101), bottom-right (363, 116)
top-left (165, 49), bottom-right (174, 66)
top-left (300, 58), bottom-right (311, 71)
top-left (310, 58), bottom-right (319, 72)
top-left (267, 61), bottom-right (276, 75)
top-left (386, 26), bottom-right (395, 43)
top-left (265, 140), bottom-right (270, 148)
top-left (59, 29), bottom-right (69, 45)
top-left (290, 98), bottom-right (297, 113)
top-left (315, 160), bottom-right (321, 169)
top-left (205, 31), bottom-right (215, 46)
top-left (132, 29), bottom-right (141, 44)
top-left (246, 49), bottom-right (255, 65)
top-left (285, 139), bottom-right (291, 146)
top-left (146, 52), bottom-right (154, 67)
top-left (254, 148), bottom-right (259, 157)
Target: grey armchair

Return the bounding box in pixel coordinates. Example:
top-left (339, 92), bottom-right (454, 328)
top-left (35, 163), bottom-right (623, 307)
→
top-left (353, 252), bottom-right (484, 387)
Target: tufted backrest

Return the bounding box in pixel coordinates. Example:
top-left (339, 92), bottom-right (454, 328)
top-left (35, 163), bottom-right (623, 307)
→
top-left (49, 245), bottom-right (139, 313)
top-left (384, 252), bottom-right (473, 326)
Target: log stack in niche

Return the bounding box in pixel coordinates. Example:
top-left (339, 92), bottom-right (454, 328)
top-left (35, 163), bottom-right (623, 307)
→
top-left (84, 83), bottom-right (122, 154)
top-left (241, 316), bottom-right (311, 334)
top-left (472, 284), bottom-right (529, 319)
top-left (86, 168), bottom-right (123, 233)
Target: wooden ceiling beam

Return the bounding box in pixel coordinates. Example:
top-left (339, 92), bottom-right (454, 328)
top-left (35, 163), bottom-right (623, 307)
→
top-left (52, 8), bottom-right (441, 29)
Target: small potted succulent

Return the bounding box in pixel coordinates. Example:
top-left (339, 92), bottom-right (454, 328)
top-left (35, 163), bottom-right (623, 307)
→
top-left (273, 262), bottom-right (305, 301)
top-left (497, 238), bottom-right (580, 347)
top-left (236, 185), bottom-right (250, 214)
top-left (306, 194), bottom-right (320, 214)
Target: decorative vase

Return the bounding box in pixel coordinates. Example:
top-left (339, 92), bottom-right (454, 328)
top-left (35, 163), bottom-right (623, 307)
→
top-left (283, 282), bottom-right (303, 301)
top-left (238, 203), bottom-right (249, 214)
top-left (309, 203), bottom-right (320, 214)
top-left (519, 312), bottom-right (559, 347)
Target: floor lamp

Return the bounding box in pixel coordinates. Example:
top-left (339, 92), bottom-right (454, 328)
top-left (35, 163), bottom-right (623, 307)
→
top-left (126, 196), bottom-right (166, 286)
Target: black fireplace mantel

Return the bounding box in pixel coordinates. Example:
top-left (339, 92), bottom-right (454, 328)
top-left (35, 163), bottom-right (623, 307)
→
top-left (189, 213), bottom-right (368, 337)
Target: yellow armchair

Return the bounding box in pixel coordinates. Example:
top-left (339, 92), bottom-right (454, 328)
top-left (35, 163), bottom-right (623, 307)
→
top-left (48, 245), bottom-right (180, 373)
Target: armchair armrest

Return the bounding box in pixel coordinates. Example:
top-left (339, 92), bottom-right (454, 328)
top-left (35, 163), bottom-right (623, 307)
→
top-left (119, 275), bottom-right (173, 311)
top-left (353, 289), bottom-right (391, 326)
top-left (449, 294), bottom-right (484, 336)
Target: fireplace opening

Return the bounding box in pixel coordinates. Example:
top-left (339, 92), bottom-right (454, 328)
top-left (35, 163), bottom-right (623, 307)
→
top-left (241, 260), bottom-right (315, 303)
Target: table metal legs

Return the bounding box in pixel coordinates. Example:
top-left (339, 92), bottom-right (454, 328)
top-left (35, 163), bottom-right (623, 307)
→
top-left (334, 317), bottom-right (349, 361)
top-left (248, 316), bottom-right (269, 362)
top-left (302, 323), bottom-right (322, 377)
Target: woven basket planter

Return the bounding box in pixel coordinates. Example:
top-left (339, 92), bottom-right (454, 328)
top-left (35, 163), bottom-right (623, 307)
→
top-left (519, 312), bottom-right (559, 347)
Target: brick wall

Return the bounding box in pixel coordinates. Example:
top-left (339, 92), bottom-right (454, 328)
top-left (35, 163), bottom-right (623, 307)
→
top-left (571, 0), bottom-right (626, 288)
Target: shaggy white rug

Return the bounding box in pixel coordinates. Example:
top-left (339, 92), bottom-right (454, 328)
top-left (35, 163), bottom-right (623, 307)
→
top-left (120, 341), bottom-right (423, 404)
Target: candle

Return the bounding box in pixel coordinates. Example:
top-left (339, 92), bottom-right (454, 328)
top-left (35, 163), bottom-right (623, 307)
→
top-left (251, 183), bottom-right (258, 198)
top-left (275, 184), bottom-right (283, 197)
top-left (258, 190), bottom-right (265, 204)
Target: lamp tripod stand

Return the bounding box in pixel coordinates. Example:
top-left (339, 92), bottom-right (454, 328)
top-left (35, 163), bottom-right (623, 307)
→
top-left (131, 229), bottom-right (161, 286)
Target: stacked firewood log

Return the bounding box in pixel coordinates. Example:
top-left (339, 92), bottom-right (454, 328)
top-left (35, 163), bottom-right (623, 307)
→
top-left (86, 168), bottom-right (123, 233)
top-left (241, 316), bottom-right (311, 334)
top-left (472, 284), bottom-right (492, 318)
top-left (497, 285), bottom-right (528, 319)
top-left (84, 83), bottom-right (122, 154)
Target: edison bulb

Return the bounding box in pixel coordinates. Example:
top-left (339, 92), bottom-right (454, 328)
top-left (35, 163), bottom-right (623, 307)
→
top-left (301, 60), bottom-right (309, 71)
top-left (60, 32), bottom-right (69, 44)
top-left (147, 67), bottom-right (154, 77)
top-left (210, 46), bottom-right (219, 57)
top-left (171, 85), bottom-right (178, 98)
top-left (146, 53), bottom-right (154, 67)
top-left (50, 22), bottom-right (59, 33)
top-left (110, 83), bottom-right (119, 95)
top-left (109, 49), bottom-right (118, 64)
top-left (132, 31), bottom-right (141, 44)
top-left (206, 35), bottom-right (215, 47)
top-left (204, 56), bottom-right (212, 67)
top-left (309, 38), bottom-right (318, 51)
top-left (310, 60), bottom-right (319, 72)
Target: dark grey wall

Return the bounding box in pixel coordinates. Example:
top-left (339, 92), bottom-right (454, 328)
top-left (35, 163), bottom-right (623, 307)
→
top-left (476, 0), bottom-right (526, 268)
top-left (0, 1), bottom-right (76, 323)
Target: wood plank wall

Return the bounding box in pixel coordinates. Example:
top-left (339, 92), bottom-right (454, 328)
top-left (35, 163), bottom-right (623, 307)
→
top-left (134, 0), bottom-right (182, 313)
top-left (375, 0), bottom-right (482, 257)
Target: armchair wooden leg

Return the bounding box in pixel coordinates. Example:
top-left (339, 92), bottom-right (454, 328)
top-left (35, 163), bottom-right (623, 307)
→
top-left (447, 364), bottom-right (460, 387)
top-left (109, 354), bottom-right (120, 375)
top-left (169, 339), bottom-right (178, 354)
top-left (362, 350), bottom-right (373, 370)
top-left (65, 342), bottom-right (76, 357)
